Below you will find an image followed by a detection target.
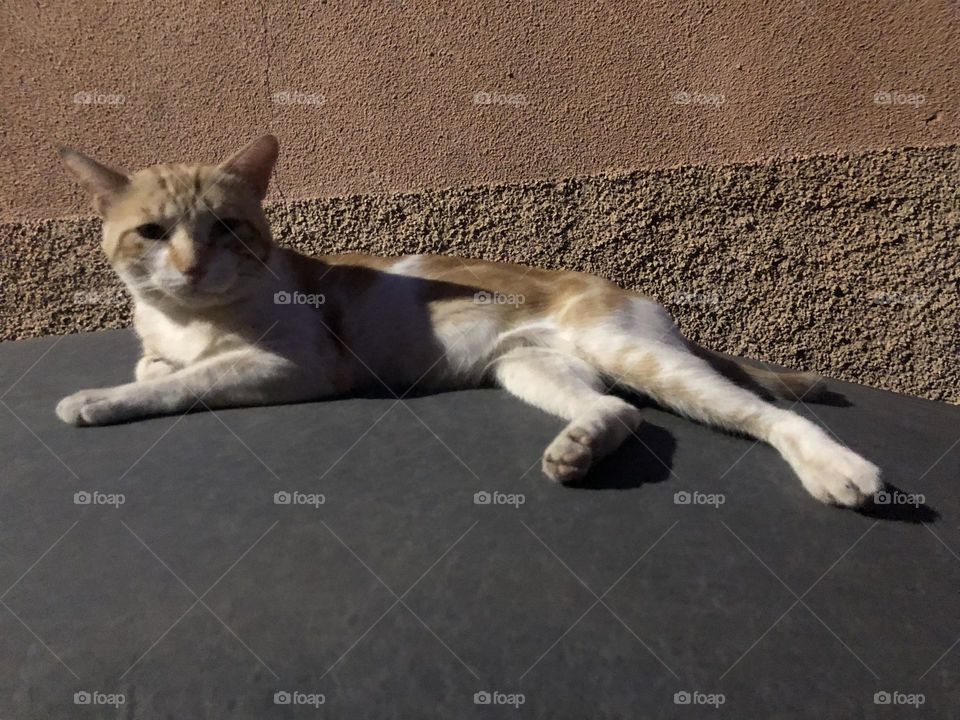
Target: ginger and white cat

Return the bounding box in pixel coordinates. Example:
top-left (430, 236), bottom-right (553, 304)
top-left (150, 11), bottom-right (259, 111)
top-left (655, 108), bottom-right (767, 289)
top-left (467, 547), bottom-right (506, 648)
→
top-left (56, 135), bottom-right (882, 507)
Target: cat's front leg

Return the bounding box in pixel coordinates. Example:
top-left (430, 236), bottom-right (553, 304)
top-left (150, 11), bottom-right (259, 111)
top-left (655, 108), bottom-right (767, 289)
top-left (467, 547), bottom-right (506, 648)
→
top-left (134, 354), bottom-right (178, 381)
top-left (56, 349), bottom-right (325, 426)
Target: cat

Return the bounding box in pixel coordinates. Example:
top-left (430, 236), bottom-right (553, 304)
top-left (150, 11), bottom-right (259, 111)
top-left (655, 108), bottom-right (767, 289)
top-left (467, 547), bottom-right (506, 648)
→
top-left (56, 135), bottom-right (881, 507)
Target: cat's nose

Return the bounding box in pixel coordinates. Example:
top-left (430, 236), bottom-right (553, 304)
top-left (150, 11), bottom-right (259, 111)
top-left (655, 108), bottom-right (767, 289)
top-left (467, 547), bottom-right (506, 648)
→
top-left (182, 265), bottom-right (206, 284)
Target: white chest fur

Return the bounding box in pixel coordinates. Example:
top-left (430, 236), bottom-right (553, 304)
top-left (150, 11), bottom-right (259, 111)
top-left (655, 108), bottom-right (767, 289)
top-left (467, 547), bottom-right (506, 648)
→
top-left (133, 303), bottom-right (231, 366)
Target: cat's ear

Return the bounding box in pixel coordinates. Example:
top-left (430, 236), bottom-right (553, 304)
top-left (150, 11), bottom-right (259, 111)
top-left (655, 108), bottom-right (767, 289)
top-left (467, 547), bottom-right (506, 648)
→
top-left (220, 135), bottom-right (279, 200)
top-left (58, 147), bottom-right (130, 214)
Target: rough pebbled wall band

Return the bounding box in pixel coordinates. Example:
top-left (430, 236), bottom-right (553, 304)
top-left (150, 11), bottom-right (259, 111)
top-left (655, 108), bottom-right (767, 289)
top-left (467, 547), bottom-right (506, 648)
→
top-left (1, 145), bottom-right (957, 403)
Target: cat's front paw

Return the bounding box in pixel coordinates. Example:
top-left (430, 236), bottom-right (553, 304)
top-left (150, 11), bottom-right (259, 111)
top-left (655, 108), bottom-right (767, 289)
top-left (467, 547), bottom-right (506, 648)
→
top-left (56, 389), bottom-right (121, 426)
top-left (135, 355), bottom-right (177, 381)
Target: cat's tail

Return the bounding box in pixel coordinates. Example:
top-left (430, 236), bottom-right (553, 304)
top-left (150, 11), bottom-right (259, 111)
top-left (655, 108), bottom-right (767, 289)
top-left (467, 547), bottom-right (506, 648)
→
top-left (687, 342), bottom-right (829, 402)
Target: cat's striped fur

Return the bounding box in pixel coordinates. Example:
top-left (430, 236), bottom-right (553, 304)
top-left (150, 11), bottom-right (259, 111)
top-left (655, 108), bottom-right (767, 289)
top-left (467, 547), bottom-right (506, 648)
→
top-left (56, 135), bottom-right (881, 506)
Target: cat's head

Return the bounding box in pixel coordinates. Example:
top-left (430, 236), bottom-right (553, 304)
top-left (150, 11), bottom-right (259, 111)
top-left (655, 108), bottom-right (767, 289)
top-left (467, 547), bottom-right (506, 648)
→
top-left (59, 135), bottom-right (279, 307)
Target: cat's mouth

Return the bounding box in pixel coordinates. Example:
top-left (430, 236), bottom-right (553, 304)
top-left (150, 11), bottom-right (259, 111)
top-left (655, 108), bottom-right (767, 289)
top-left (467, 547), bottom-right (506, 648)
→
top-left (133, 276), bottom-right (239, 306)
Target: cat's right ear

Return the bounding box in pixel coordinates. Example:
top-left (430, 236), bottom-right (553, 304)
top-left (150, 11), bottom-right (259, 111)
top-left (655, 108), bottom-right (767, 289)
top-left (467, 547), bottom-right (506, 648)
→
top-left (220, 135), bottom-right (279, 200)
top-left (58, 147), bottom-right (130, 214)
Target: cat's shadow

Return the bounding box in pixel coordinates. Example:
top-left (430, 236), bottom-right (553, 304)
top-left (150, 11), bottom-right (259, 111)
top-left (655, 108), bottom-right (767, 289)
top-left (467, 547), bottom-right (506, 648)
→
top-left (565, 421), bottom-right (676, 490)
top-left (855, 482), bottom-right (940, 523)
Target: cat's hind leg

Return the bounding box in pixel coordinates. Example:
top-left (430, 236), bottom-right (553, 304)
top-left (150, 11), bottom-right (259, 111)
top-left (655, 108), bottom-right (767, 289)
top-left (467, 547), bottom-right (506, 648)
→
top-left (493, 347), bottom-right (642, 484)
top-left (595, 336), bottom-right (881, 507)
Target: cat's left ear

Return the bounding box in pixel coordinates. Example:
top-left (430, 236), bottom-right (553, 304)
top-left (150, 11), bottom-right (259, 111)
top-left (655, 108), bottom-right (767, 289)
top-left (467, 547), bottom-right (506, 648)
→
top-left (220, 135), bottom-right (279, 200)
top-left (58, 147), bottom-right (130, 214)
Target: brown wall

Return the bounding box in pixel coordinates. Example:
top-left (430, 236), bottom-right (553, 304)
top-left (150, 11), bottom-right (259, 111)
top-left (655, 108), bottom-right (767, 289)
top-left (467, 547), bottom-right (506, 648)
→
top-left (1, 2), bottom-right (957, 403)
top-left (2, 1), bottom-right (957, 220)
top-left (3, 145), bottom-right (958, 403)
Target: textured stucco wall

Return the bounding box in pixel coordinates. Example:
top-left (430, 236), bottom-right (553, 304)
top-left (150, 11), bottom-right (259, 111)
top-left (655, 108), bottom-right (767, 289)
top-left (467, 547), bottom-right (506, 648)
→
top-left (1, 2), bottom-right (957, 402)
top-left (2, 145), bottom-right (957, 403)
top-left (1, 0), bottom-right (957, 221)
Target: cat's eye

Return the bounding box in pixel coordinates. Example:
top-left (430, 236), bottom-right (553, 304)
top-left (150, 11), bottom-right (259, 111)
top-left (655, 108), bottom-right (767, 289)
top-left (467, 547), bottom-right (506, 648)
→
top-left (136, 223), bottom-right (168, 240)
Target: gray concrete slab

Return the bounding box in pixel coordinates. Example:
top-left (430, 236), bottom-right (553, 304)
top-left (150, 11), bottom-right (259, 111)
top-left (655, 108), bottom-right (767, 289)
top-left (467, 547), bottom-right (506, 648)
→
top-left (0, 330), bottom-right (957, 719)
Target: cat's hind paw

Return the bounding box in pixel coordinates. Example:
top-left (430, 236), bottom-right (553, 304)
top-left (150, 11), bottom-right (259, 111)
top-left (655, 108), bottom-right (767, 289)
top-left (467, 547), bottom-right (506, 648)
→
top-left (542, 426), bottom-right (596, 484)
top-left (789, 438), bottom-right (882, 507)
